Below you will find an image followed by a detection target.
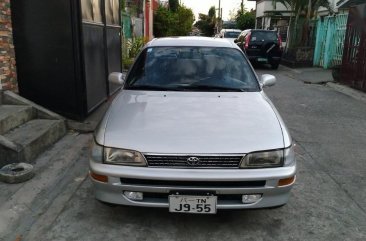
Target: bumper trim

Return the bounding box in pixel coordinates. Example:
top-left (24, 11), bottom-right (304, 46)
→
top-left (92, 178), bottom-right (293, 209)
top-left (90, 160), bottom-right (296, 182)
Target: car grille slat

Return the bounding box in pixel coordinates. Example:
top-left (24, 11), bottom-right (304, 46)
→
top-left (145, 155), bottom-right (243, 168)
top-left (120, 178), bottom-right (266, 187)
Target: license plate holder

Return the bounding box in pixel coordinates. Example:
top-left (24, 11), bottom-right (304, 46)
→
top-left (169, 195), bottom-right (217, 214)
top-left (257, 57), bottom-right (268, 62)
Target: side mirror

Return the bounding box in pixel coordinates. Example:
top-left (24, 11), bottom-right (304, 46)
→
top-left (261, 74), bottom-right (276, 87)
top-left (234, 39), bottom-right (238, 43)
top-left (108, 72), bottom-right (126, 85)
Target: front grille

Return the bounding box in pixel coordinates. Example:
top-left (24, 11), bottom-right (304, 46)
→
top-left (145, 155), bottom-right (243, 168)
top-left (120, 178), bottom-right (266, 187)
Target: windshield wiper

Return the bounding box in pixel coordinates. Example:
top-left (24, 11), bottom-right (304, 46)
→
top-left (181, 84), bottom-right (251, 92)
top-left (125, 85), bottom-right (183, 91)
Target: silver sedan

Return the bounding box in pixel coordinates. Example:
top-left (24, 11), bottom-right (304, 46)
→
top-left (89, 37), bottom-right (296, 214)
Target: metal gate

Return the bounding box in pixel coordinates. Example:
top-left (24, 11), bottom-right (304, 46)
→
top-left (313, 14), bottom-right (348, 69)
top-left (340, 4), bottom-right (366, 92)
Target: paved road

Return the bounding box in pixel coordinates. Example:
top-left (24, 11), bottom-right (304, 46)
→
top-left (2, 65), bottom-right (366, 241)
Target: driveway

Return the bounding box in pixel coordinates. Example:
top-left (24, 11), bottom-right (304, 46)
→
top-left (1, 65), bottom-right (366, 241)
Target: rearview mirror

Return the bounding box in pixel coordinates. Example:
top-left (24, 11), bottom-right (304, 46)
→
top-left (108, 72), bottom-right (126, 85)
top-left (261, 74), bottom-right (276, 87)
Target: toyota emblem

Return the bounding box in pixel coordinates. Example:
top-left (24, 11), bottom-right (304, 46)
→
top-left (187, 157), bottom-right (200, 166)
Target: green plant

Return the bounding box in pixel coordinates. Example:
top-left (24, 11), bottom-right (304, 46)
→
top-left (122, 57), bottom-right (134, 70)
top-left (122, 36), bottom-right (147, 70)
top-left (127, 37), bottom-right (145, 58)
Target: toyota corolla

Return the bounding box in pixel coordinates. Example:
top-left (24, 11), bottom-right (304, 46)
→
top-left (89, 37), bottom-right (296, 214)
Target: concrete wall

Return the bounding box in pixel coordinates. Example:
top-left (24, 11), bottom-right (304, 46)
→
top-left (0, 0), bottom-right (17, 91)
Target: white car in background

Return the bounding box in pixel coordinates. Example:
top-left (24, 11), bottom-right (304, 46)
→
top-left (219, 29), bottom-right (242, 42)
top-left (89, 37), bottom-right (296, 214)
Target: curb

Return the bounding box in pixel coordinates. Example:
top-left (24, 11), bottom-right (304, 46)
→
top-left (326, 82), bottom-right (366, 104)
top-left (278, 65), bottom-right (366, 104)
top-left (279, 65), bottom-right (303, 74)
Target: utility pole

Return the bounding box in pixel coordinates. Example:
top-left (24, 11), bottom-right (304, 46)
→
top-left (218, 0), bottom-right (221, 19)
top-left (216, 0), bottom-right (221, 34)
top-left (241, 0), bottom-right (244, 13)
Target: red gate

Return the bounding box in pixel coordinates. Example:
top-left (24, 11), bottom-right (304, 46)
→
top-left (340, 3), bottom-right (366, 91)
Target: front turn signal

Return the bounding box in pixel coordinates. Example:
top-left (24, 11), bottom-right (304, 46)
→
top-left (278, 176), bottom-right (295, 186)
top-left (90, 171), bottom-right (108, 183)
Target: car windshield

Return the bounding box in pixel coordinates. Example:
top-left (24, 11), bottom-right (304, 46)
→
top-left (251, 31), bottom-right (278, 42)
top-left (224, 32), bottom-right (241, 38)
top-left (125, 47), bottom-right (259, 92)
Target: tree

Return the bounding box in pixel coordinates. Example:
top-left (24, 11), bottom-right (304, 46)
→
top-left (236, 11), bottom-right (255, 30)
top-left (173, 6), bottom-right (195, 36)
top-left (169, 0), bottom-right (179, 12)
top-left (228, 8), bottom-right (237, 21)
top-left (194, 6), bottom-right (216, 37)
top-left (273, 0), bottom-right (332, 49)
top-left (153, 3), bottom-right (195, 37)
top-left (153, 5), bottom-right (172, 37)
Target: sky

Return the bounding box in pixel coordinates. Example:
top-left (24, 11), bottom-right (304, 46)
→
top-left (179, 0), bottom-right (256, 21)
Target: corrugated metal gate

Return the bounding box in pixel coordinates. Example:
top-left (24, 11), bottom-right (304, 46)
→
top-left (340, 4), bottom-right (366, 91)
top-left (313, 14), bottom-right (348, 69)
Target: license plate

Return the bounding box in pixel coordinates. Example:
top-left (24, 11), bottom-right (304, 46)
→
top-left (257, 57), bottom-right (267, 62)
top-left (169, 195), bottom-right (217, 214)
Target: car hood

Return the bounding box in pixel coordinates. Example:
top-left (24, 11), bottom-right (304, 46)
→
top-left (101, 90), bottom-right (284, 154)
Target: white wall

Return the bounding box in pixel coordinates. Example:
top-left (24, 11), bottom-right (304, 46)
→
top-left (256, 0), bottom-right (289, 18)
top-left (318, 0), bottom-right (339, 15)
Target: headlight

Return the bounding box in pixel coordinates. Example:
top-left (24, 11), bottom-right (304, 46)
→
top-left (91, 139), bottom-right (103, 163)
top-left (240, 146), bottom-right (295, 168)
top-left (240, 149), bottom-right (283, 168)
top-left (104, 147), bottom-right (146, 166)
top-left (284, 145), bottom-right (295, 166)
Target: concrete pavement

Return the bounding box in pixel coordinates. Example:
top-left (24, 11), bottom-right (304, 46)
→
top-left (1, 65), bottom-right (366, 241)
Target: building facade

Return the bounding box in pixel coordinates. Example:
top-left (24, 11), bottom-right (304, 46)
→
top-left (249, 0), bottom-right (291, 30)
top-left (0, 0), bottom-right (16, 91)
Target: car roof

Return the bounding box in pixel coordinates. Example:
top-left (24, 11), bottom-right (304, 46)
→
top-left (221, 29), bottom-right (242, 32)
top-left (251, 29), bottom-right (276, 32)
top-left (146, 37), bottom-right (238, 48)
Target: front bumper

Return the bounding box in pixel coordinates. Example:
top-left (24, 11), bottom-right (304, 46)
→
top-left (89, 159), bottom-right (296, 210)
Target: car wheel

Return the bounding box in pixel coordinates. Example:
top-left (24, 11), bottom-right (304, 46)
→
top-left (270, 63), bottom-right (279, 69)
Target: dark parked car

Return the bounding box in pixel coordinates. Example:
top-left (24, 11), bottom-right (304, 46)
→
top-left (235, 30), bottom-right (283, 69)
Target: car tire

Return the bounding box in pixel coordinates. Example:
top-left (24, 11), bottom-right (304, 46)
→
top-left (0, 163), bottom-right (35, 184)
top-left (271, 63), bottom-right (279, 69)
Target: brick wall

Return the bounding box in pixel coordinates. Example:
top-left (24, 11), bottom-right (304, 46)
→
top-left (0, 0), bottom-right (17, 91)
